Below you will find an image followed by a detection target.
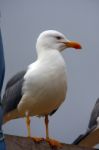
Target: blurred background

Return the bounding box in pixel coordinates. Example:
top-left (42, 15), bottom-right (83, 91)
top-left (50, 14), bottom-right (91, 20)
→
top-left (0, 0), bottom-right (99, 144)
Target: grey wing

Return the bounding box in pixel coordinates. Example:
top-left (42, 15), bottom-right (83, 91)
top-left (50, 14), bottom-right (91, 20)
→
top-left (2, 70), bottom-right (26, 115)
top-left (72, 126), bottom-right (96, 144)
top-left (88, 98), bottom-right (99, 129)
top-left (5, 70), bottom-right (26, 89)
top-left (49, 108), bottom-right (58, 116)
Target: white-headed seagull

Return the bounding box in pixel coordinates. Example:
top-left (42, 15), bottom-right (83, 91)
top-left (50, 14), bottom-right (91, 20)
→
top-left (2, 30), bottom-right (82, 147)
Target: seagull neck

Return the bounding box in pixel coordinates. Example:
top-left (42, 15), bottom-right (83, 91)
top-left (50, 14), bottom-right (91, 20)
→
top-left (37, 48), bottom-right (60, 60)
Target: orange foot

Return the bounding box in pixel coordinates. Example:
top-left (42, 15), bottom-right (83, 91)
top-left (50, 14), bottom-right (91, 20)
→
top-left (31, 137), bottom-right (44, 143)
top-left (46, 138), bottom-right (62, 148)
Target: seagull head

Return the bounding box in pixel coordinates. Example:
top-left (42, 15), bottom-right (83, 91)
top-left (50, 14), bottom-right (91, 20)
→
top-left (36, 30), bottom-right (82, 53)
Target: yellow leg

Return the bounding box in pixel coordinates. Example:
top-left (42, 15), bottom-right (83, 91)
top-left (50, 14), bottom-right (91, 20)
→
top-left (25, 112), bottom-right (44, 142)
top-left (25, 112), bottom-right (31, 137)
top-left (45, 115), bottom-right (49, 139)
top-left (44, 115), bottom-right (62, 148)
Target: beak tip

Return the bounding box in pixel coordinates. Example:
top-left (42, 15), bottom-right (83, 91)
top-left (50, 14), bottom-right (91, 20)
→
top-left (75, 45), bottom-right (82, 49)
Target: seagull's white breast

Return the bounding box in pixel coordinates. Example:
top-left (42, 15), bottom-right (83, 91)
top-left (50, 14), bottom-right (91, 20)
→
top-left (18, 50), bottom-right (67, 116)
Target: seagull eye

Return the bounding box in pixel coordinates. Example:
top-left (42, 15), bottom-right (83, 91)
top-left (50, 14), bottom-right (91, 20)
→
top-left (56, 36), bottom-right (62, 40)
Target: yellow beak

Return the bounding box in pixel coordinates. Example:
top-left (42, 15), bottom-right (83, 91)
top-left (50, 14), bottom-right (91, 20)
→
top-left (64, 41), bottom-right (82, 49)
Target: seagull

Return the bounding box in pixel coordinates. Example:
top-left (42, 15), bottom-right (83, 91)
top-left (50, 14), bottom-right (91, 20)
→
top-left (88, 98), bottom-right (99, 129)
top-left (73, 98), bottom-right (99, 146)
top-left (2, 30), bottom-right (82, 147)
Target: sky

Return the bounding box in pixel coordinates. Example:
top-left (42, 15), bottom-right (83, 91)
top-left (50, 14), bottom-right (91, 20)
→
top-left (0, 0), bottom-right (99, 145)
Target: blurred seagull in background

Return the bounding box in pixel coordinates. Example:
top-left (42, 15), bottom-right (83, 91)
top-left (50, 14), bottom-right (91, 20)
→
top-left (2, 30), bottom-right (82, 147)
top-left (73, 98), bottom-right (99, 147)
top-left (88, 98), bottom-right (99, 129)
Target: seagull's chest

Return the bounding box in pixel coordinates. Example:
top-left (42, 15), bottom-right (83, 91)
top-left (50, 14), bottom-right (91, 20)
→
top-left (19, 52), bottom-right (67, 115)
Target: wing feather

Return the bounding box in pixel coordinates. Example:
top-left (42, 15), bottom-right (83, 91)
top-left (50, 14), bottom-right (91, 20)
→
top-left (88, 98), bottom-right (99, 129)
top-left (2, 70), bottom-right (26, 114)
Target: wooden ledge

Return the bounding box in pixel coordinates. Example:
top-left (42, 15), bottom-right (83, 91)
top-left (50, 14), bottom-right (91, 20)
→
top-left (5, 134), bottom-right (94, 150)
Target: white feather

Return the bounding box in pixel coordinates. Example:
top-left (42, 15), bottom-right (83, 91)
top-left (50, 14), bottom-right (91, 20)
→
top-left (18, 50), bottom-right (67, 116)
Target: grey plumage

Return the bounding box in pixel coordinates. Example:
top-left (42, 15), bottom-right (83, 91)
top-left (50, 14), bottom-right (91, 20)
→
top-left (73, 98), bottom-right (99, 144)
top-left (72, 126), bottom-right (96, 144)
top-left (49, 108), bottom-right (58, 116)
top-left (88, 98), bottom-right (99, 129)
top-left (2, 70), bottom-right (26, 115)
